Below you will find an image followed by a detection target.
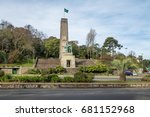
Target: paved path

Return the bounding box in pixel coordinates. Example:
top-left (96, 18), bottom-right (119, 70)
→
top-left (0, 88), bottom-right (150, 100)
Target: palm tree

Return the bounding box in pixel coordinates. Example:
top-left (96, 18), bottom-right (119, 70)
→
top-left (112, 58), bottom-right (132, 81)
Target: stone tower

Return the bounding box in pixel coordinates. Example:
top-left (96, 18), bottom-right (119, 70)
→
top-left (59, 18), bottom-right (75, 68)
top-left (59, 18), bottom-right (68, 59)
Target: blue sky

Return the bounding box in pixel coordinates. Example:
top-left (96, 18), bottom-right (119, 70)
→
top-left (0, 0), bottom-right (150, 59)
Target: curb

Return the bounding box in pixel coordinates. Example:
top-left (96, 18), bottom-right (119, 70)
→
top-left (0, 83), bottom-right (150, 88)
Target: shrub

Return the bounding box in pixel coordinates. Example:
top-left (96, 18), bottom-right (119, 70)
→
top-left (11, 76), bottom-right (44, 82)
top-left (141, 74), bottom-right (150, 82)
top-left (4, 74), bottom-right (12, 80)
top-left (74, 72), bottom-right (94, 82)
top-left (144, 74), bottom-right (150, 78)
top-left (49, 74), bottom-right (61, 82)
top-left (79, 64), bottom-right (107, 73)
top-left (43, 74), bottom-right (61, 82)
top-left (0, 74), bottom-right (12, 82)
top-left (40, 69), bottom-right (48, 75)
top-left (48, 66), bottom-right (66, 74)
top-left (141, 78), bottom-right (150, 82)
top-left (63, 77), bottom-right (74, 82)
top-left (48, 68), bottom-right (55, 74)
top-left (27, 69), bottom-right (41, 74)
top-left (55, 66), bottom-right (66, 73)
top-left (0, 70), bottom-right (5, 77)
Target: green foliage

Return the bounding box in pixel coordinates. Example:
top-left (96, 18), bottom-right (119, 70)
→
top-left (0, 70), bottom-right (5, 77)
top-left (143, 59), bottom-right (150, 72)
top-left (102, 37), bottom-right (123, 55)
top-left (0, 74), bottom-right (12, 82)
top-left (40, 69), bottom-right (48, 75)
top-left (0, 21), bottom-right (45, 64)
top-left (43, 37), bottom-right (60, 58)
top-left (74, 72), bottom-right (94, 82)
top-left (11, 76), bottom-right (44, 82)
top-left (63, 77), bottom-right (74, 82)
top-left (79, 64), bottom-right (107, 73)
top-left (55, 66), bottom-right (66, 73)
top-left (0, 73), bottom-right (95, 82)
top-left (48, 66), bottom-right (66, 74)
top-left (0, 51), bottom-right (7, 63)
top-left (51, 75), bottom-right (62, 82)
top-left (141, 75), bottom-right (150, 82)
top-left (143, 74), bottom-right (150, 78)
top-left (27, 69), bottom-right (41, 74)
top-left (42, 74), bottom-right (62, 82)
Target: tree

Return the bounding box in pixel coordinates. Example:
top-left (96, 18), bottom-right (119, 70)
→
top-left (112, 58), bottom-right (132, 81)
top-left (24, 25), bottom-right (46, 39)
top-left (102, 37), bottom-right (123, 57)
top-left (0, 51), bottom-right (7, 63)
top-left (0, 20), bottom-right (14, 30)
top-left (78, 45), bottom-right (87, 59)
top-left (86, 29), bottom-right (97, 59)
top-left (43, 36), bottom-right (60, 58)
top-left (143, 59), bottom-right (150, 72)
top-left (0, 21), bottom-right (45, 63)
top-left (112, 56), bottom-right (140, 81)
top-left (68, 41), bottom-right (79, 57)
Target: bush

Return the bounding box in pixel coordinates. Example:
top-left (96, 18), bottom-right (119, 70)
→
top-left (0, 70), bottom-right (5, 77)
top-left (27, 69), bottom-right (41, 74)
top-left (144, 74), bottom-right (150, 78)
top-left (0, 74), bottom-right (12, 82)
top-left (11, 76), bottom-right (44, 82)
top-left (48, 66), bottom-right (66, 74)
top-left (63, 77), bottom-right (74, 82)
top-left (55, 66), bottom-right (66, 73)
top-left (141, 78), bottom-right (150, 82)
top-left (141, 74), bottom-right (150, 82)
top-left (43, 74), bottom-right (61, 82)
top-left (79, 64), bottom-right (107, 73)
top-left (49, 74), bottom-right (61, 82)
top-left (40, 69), bottom-right (48, 75)
top-left (74, 72), bottom-right (94, 82)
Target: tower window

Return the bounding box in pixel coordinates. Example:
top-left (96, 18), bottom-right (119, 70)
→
top-left (66, 60), bottom-right (71, 67)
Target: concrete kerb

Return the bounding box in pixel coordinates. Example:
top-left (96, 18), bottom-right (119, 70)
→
top-left (0, 83), bottom-right (150, 88)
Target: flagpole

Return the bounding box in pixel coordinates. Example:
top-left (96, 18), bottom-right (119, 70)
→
top-left (64, 12), bottom-right (65, 18)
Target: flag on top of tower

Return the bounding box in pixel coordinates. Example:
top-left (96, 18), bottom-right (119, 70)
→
top-left (64, 8), bottom-right (69, 13)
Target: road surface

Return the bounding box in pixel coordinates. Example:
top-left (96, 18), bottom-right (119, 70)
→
top-left (0, 88), bottom-right (150, 100)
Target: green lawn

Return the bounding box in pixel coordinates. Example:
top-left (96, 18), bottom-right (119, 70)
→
top-left (0, 63), bottom-right (34, 67)
top-left (93, 80), bottom-right (149, 84)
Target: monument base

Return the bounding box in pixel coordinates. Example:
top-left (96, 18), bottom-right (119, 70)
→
top-left (60, 53), bottom-right (75, 68)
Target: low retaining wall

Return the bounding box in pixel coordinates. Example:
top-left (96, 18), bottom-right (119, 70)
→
top-left (0, 83), bottom-right (150, 88)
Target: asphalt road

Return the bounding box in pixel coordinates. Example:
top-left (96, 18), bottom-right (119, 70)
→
top-left (0, 88), bottom-right (150, 100)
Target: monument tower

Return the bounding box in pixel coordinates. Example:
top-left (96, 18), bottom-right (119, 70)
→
top-left (59, 18), bottom-right (75, 68)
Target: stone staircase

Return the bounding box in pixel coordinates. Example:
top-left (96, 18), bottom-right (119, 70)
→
top-left (35, 58), bottom-right (60, 69)
top-left (75, 58), bottom-right (96, 67)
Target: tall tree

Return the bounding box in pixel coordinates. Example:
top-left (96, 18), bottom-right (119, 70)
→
top-left (43, 36), bottom-right (60, 58)
top-left (86, 29), bottom-right (96, 59)
top-left (102, 37), bottom-right (123, 57)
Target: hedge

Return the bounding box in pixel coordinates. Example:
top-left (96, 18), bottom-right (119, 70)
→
top-left (0, 72), bottom-right (94, 82)
top-left (79, 64), bottom-right (107, 73)
top-left (0, 70), bottom-right (5, 77)
top-left (27, 66), bottom-right (66, 74)
top-left (74, 72), bottom-right (94, 82)
top-left (141, 74), bottom-right (150, 82)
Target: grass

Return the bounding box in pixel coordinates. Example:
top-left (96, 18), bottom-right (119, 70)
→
top-left (92, 80), bottom-right (149, 84)
top-left (0, 63), bottom-right (33, 67)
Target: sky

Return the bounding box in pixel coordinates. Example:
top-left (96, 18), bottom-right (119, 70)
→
top-left (0, 0), bottom-right (150, 59)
